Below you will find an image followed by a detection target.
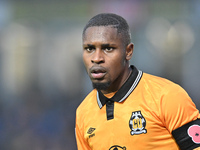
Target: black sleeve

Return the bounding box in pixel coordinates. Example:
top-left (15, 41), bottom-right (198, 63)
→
top-left (172, 119), bottom-right (200, 150)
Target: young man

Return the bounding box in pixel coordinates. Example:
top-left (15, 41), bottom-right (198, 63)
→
top-left (75, 13), bottom-right (200, 150)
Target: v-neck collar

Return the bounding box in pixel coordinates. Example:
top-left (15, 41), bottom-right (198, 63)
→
top-left (97, 65), bottom-right (143, 109)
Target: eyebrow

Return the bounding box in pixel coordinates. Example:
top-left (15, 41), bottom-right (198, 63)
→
top-left (83, 44), bottom-right (94, 47)
top-left (83, 44), bottom-right (116, 47)
top-left (101, 44), bottom-right (111, 47)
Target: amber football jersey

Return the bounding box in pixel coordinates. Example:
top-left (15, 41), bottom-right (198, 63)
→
top-left (76, 66), bottom-right (200, 150)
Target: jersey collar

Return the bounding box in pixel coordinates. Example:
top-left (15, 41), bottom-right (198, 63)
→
top-left (97, 65), bottom-right (143, 109)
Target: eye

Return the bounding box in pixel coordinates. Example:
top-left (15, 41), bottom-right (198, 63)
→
top-left (84, 47), bottom-right (95, 52)
top-left (103, 47), bottom-right (114, 52)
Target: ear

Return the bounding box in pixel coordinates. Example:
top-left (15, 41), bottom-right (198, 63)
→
top-left (126, 43), bottom-right (134, 61)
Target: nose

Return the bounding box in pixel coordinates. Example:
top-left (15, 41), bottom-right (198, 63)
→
top-left (91, 49), bottom-right (104, 64)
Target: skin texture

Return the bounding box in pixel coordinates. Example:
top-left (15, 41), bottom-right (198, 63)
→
top-left (82, 26), bottom-right (134, 94)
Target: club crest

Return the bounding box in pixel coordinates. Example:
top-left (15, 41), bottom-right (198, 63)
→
top-left (129, 111), bottom-right (147, 135)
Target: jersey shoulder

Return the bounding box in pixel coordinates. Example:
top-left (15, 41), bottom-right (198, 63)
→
top-left (76, 89), bottom-right (97, 116)
top-left (142, 73), bottom-right (200, 131)
top-left (141, 72), bottom-right (182, 93)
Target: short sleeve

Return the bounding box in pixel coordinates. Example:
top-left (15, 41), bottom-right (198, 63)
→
top-left (160, 83), bottom-right (200, 133)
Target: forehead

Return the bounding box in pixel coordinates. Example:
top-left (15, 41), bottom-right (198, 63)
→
top-left (83, 26), bottom-right (121, 43)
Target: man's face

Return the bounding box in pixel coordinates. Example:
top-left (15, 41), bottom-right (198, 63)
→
top-left (82, 26), bottom-right (130, 92)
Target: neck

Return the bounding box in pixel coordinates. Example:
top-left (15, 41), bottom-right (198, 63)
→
top-left (101, 66), bottom-right (132, 94)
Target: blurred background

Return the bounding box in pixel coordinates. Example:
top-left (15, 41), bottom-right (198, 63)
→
top-left (0, 0), bottom-right (199, 149)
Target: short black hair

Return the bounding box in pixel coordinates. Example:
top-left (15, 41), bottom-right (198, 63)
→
top-left (83, 13), bottom-right (131, 46)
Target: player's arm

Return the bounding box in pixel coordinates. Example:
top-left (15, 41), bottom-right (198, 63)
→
top-left (172, 119), bottom-right (200, 150)
top-left (160, 84), bottom-right (200, 150)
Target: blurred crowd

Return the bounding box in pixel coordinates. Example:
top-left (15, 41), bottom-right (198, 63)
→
top-left (0, 0), bottom-right (200, 150)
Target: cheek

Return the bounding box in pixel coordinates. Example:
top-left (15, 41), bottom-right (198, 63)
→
top-left (112, 53), bottom-right (126, 67)
top-left (108, 56), bottom-right (125, 75)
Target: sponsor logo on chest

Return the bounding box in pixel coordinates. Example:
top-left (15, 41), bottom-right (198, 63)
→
top-left (87, 127), bottom-right (96, 138)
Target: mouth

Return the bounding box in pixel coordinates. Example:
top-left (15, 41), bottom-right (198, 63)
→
top-left (90, 66), bottom-right (107, 80)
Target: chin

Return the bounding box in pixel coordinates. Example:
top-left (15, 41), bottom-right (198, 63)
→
top-left (92, 81), bottom-right (111, 90)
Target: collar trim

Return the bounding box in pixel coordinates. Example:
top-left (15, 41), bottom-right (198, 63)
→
top-left (97, 66), bottom-right (143, 109)
top-left (119, 70), bottom-right (142, 103)
top-left (97, 92), bottom-right (102, 108)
